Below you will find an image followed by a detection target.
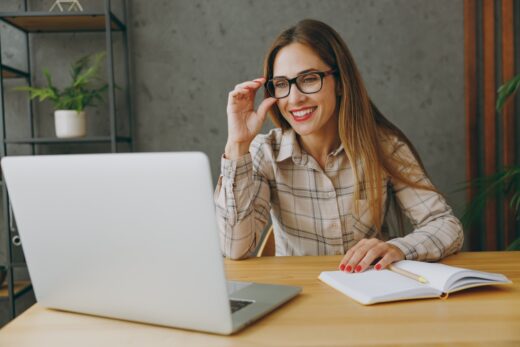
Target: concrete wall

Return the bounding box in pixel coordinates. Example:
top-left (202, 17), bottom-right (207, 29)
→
top-left (0, 0), bottom-right (465, 325)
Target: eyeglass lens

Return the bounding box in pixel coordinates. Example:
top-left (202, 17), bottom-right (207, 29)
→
top-left (268, 72), bottom-right (323, 99)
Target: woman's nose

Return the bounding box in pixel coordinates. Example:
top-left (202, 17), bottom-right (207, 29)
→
top-left (287, 84), bottom-right (307, 104)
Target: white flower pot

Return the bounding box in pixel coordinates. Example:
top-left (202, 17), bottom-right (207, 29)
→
top-left (54, 110), bottom-right (87, 138)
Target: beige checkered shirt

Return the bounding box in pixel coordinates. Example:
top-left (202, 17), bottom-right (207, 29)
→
top-left (214, 128), bottom-right (463, 260)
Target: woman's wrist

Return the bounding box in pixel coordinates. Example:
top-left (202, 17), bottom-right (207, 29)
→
top-left (224, 141), bottom-right (251, 160)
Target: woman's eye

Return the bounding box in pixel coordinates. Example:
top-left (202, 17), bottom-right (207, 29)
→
top-left (275, 81), bottom-right (289, 88)
top-left (302, 75), bottom-right (319, 84)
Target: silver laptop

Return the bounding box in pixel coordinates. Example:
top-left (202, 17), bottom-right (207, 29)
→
top-left (1, 152), bottom-right (301, 335)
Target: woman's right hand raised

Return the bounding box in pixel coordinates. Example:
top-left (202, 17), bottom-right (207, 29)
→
top-left (225, 77), bottom-right (277, 159)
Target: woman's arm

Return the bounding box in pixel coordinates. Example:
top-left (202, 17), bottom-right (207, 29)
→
top-left (215, 77), bottom-right (277, 260)
top-left (385, 140), bottom-right (464, 261)
top-left (214, 149), bottom-right (271, 260)
top-left (338, 139), bottom-right (464, 272)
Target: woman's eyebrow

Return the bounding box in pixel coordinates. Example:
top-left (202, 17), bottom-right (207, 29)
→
top-left (272, 68), bottom-right (318, 79)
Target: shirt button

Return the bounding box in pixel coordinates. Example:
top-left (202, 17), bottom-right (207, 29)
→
top-left (328, 191), bottom-right (335, 198)
top-left (335, 250), bottom-right (342, 255)
top-left (326, 162), bottom-right (333, 169)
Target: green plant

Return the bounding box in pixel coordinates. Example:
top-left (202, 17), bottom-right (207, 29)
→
top-left (496, 73), bottom-right (520, 111)
top-left (15, 52), bottom-right (108, 112)
top-left (462, 73), bottom-right (520, 250)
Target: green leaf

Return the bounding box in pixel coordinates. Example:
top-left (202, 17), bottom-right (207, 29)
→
top-left (497, 73), bottom-right (520, 111)
top-left (506, 237), bottom-right (520, 251)
top-left (13, 85), bottom-right (60, 103)
top-left (461, 167), bottom-right (520, 227)
top-left (73, 52), bottom-right (105, 88)
top-left (511, 192), bottom-right (520, 219)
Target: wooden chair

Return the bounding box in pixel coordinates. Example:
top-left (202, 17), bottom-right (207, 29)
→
top-left (256, 225), bottom-right (275, 257)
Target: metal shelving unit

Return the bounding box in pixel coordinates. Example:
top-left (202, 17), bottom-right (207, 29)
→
top-left (0, 0), bottom-right (133, 322)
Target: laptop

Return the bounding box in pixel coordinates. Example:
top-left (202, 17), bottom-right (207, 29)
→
top-left (1, 152), bottom-right (301, 335)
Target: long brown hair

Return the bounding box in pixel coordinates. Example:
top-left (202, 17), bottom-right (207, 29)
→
top-left (263, 19), bottom-right (437, 234)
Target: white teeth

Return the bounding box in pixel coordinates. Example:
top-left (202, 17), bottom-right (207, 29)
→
top-left (291, 107), bottom-right (316, 118)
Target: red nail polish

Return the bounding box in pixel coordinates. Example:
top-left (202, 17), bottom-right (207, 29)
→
top-left (346, 265), bottom-right (352, 272)
top-left (339, 264), bottom-right (345, 271)
top-left (355, 265), bottom-right (362, 272)
top-left (375, 264), bottom-right (382, 270)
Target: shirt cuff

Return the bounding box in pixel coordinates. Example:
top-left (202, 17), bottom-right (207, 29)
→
top-left (220, 152), bottom-right (253, 184)
top-left (386, 238), bottom-right (417, 260)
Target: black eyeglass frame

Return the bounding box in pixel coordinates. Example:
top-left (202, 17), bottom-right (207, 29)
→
top-left (265, 69), bottom-right (337, 99)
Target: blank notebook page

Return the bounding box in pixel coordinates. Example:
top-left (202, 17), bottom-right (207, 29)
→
top-left (320, 269), bottom-right (438, 304)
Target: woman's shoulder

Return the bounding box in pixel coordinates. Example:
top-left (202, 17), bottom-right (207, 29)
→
top-left (379, 130), bottom-right (424, 176)
top-left (379, 131), bottom-right (411, 155)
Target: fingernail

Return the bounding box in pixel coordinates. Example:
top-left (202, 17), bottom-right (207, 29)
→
top-left (346, 265), bottom-right (352, 272)
top-left (355, 265), bottom-right (362, 273)
top-left (375, 264), bottom-right (382, 271)
top-left (339, 264), bottom-right (345, 271)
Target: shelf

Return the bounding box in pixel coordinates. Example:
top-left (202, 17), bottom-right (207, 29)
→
top-left (0, 281), bottom-right (32, 299)
top-left (1, 64), bottom-right (30, 79)
top-left (5, 136), bottom-right (131, 144)
top-left (0, 12), bottom-right (125, 33)
top-left (0, 2), bottom-right (132, 323)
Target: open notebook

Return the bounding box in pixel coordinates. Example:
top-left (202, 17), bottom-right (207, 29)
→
top-left (319, 260), bottom-right (512, 305)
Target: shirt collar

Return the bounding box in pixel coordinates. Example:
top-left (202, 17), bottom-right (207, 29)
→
top-left (276, 128), bottom-right (300, 163)
top-left (276, 128), bottom-right (344, 164)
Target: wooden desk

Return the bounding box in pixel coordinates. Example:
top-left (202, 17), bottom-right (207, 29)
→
top-left (0, 252), bottom-right (519, 346)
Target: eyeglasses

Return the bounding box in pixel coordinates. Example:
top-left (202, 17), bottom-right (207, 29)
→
top-left (265, 70), bottom-right (336, 99)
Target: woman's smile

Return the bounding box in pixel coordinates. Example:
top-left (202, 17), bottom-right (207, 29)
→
top-left (289, 106), bottom-right (317, 122)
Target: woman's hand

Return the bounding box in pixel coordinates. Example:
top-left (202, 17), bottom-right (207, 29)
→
top-left (338, 238), bottom-right (405, 273)
top-left (225, 77), bottom-right (277, 159)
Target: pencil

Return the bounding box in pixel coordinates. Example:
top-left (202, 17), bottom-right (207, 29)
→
top-left (387, 264), bottom-right (429, 284)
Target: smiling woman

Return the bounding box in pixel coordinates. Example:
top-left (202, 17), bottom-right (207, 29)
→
top-left (214, 19), bottom-right (463, 273)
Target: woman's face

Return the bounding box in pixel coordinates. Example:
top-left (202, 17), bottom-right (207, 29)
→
top-left (273, 42), bottom-right (338, 138)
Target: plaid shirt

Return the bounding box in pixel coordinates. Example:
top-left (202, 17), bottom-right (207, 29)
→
top-left (214, 128), bottom-right (463, 260)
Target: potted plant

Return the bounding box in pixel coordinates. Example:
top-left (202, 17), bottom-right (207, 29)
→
top-left (462, 73), bottom-right (520, 250)
top-left (16, 52), bottom-right (108, 138)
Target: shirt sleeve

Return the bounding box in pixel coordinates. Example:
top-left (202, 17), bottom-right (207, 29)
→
top-left (385, 140), bottom-right (464, 261)
top-left (213, 148), bottom-right (271, 260)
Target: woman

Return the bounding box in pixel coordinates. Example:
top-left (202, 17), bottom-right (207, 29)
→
top-left (214, 19), bottom-right (463, 272)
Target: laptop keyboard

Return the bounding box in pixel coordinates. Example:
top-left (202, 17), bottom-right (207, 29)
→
top-left (230, 299), bottom-right (254, 313)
